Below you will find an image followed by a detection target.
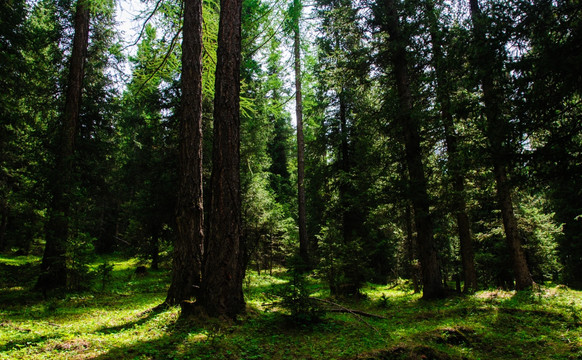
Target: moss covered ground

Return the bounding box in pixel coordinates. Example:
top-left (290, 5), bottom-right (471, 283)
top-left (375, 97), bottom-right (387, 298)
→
top-left (1, 254), bottom-right (581, 359)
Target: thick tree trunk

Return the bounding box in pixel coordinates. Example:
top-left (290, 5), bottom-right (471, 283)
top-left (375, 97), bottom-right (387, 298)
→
top-left (383, 0), bottom-right (444, 299)
top-left (293, 3), bottom-right (309, 267)
top-left (469, 0), bottom-right (533, 290)
top-left (166, 0), bottom-right (204, 306)
top-left (36, 0), bottom-right (90, 292)
top-left (426, 4), bottom-right (478, 292)
top-left (200, 0), bottom-right (245, 317)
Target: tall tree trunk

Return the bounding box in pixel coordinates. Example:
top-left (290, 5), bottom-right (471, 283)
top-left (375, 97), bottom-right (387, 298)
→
top-left (404, 198), bottom-right (420, 294)
top-left (201, 0), bottom-right (245, 317)
top-left (293, 0), bottom-right (309, 267)
top-left (36, 0), bottom-right (90, 292)
top-left (166, 0), bottom-right (204, 306)
top-left (383, 0), bottom-right (444, 299)
top-left (469, 0), bottom-right (533, 290)
top-left (426, 2), bottom-right (478, 292)
top-left (0, 199), bottom-right (7, 252)
top-left (150, 224), bottom-right (160, 271)
top-left (339, 91), bottom-right (353, 245)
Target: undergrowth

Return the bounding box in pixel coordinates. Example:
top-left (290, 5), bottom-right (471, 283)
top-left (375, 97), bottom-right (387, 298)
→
top-left (1, 254), bottom-right (581, 359)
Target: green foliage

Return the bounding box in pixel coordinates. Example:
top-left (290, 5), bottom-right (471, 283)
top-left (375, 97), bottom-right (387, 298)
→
top-left (1, 255), bottom-right (582, 359)
top-left (516, 193), bottom-right (563, 282)
top-left (280, 256), bottom-right (322, 325)
top-left (96, 260), bottom-right (114, 291)
top-left (67, 233), bottom-right (96, 291)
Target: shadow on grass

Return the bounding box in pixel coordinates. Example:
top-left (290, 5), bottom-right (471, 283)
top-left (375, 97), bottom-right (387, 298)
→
top-left (91, 313), bottom-right (210, 360)
top-left (95, 303), bottom-right (171, 335)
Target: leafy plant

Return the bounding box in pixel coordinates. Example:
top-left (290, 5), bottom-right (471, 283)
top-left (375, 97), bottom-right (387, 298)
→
top-left (280, 255), bottom-right (322, 325)
top-left (96, 260), bottom-right (114, 291)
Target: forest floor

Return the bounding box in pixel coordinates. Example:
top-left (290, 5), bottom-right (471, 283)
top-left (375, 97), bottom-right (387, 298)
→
top-left (1, 254), bottom-right (581, 360)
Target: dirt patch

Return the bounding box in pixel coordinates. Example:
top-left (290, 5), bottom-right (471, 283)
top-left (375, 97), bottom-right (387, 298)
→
top-left (354, 345), bottom-right (454, 360)
top-left (434, 327), bottom-right (476, 346)
top-left (52, 339), bottom-right (91, 352)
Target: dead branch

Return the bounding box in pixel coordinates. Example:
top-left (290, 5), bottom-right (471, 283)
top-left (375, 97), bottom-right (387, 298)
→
top-left (310, 297), bottom-right (390, 320)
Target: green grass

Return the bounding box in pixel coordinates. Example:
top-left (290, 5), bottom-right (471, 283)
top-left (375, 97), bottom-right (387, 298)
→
top-left (1, 255), bottom-right (581, 359)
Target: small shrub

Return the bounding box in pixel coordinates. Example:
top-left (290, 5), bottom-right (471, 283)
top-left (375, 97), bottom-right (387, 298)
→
top-left (67, 233), bottom-right (96, 291)
top-left (96, 261), bottom-right (114, 291)
top-left (280, 256), bottom-right (322, 325)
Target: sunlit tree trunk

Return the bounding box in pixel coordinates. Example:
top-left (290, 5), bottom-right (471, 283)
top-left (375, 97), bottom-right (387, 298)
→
top-left (166, 0), bottom-right (204, 306)
top-left (36, 0), bottom-right (90, 292)
top-left (201, 0), bottom-right (245, 317)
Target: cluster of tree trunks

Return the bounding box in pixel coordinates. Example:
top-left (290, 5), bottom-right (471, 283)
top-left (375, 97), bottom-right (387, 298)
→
top-left (169, 0), bottom-right (246, 318)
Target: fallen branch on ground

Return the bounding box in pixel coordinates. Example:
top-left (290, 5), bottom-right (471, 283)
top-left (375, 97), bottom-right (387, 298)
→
top-left (310, 297), bottom-right (390, 319)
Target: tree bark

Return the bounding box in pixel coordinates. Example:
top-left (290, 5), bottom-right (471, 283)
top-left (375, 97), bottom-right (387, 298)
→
top-left (382, 0), bottom-right (444, 299)
top-left (468, 0), bottom-right (533, 290)
top-left (200, 0), bottom-right (245, 317)
top-left (36, 0), bottom-right (90, 292)
top-left (426, 2), bottom-right (478, 292)
top-left (338, 90), bottom-right (354, 245)
top-left (166, 0), bottom-right (204, 306)
top-left (0, 199), bottom-right (7, 252)
top-left (293, 0), bottom-right (309, 267)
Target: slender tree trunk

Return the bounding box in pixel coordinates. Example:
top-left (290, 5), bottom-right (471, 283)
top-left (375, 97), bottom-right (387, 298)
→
top-left (339, 91), bottom-right (352, 244)
top-left (0, 199), bottom-right (7, 252)
top-left (426, 2), bottom-right (478, 292)
top-left (150, 224), bottom-right (160, 271)
top-left (293, 0), bottom-right (309, 267)
top-left (404, 199), bottom-right (420, 294)
top-left (200, 0), bottom-right (245, 317)
top-left (383, 0), bottom-right (444, 299)
top-left (166, 0), bottom-right (204, 306)
top-left (36, 0), bottom-right (90, 292)
top-left (469, 0), bottom-right (533, 290)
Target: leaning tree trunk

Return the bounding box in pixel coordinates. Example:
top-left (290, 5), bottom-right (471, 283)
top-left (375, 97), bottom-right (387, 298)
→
top-left (200, 0), bottom-right (245, 317)
top-left (36, 0), bottom-right (90, 292)
top-left (469, 0), bottom-right (533, 290)
top-left (426, 1), bottom-right (478, 292)
top-left (165, 0), bottom-right (204, 306)
top-left (293, 0), bottom-right (309, 267)
top-left (383, 0), bottom-right (444, 299)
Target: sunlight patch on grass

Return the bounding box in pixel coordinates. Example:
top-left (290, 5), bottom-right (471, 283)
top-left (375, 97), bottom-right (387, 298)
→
top-left (0, 254), bottom-right (41, 266)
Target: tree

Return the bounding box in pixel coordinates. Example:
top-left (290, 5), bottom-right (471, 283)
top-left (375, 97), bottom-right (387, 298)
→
top-left (373, 0), bottom-right (444, 299)
top-left (200, 0), bottom-right (246, 317)
top-left (289, 0), bottom-right (310, 267)
top-left (0, 0), bottom-right (28, 252)
top-left (166, 0), bottom-right (205, 305)
top-left (36, 0), bottom-right (90, 292)
top-left (425, 0), bottom-right (478, 292)
top-left (468, 0), bottom-right (533, 290)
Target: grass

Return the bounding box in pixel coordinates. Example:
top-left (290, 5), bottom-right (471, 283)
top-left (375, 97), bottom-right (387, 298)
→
top-left (1, 254), bottom-right (581, 359)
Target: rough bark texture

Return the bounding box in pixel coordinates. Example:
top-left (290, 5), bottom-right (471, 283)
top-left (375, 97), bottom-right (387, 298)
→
top-left (383, 0), bottom-right (444, 299)
top-left (166, 0), bottom-right (204, 306)
top-left (469, 0), bottom-right (533, 290)
top-left (36, 0), bottom-right (90, 292)
top-left (293, 2), bottom-right (309, 267)
top-left (200, 0), bottom-right (245, 317)
top-left (426, 3), bottom-right (478, 292)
